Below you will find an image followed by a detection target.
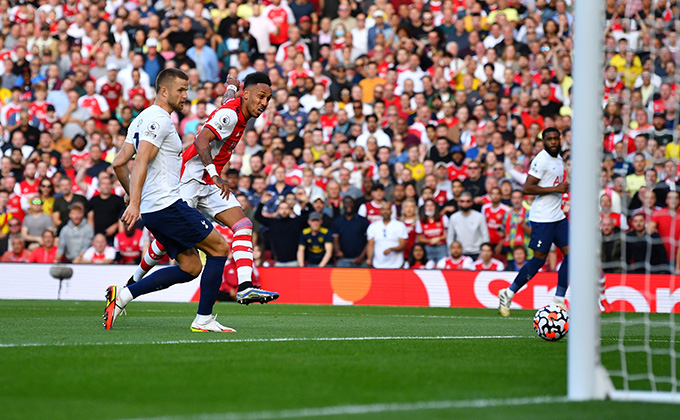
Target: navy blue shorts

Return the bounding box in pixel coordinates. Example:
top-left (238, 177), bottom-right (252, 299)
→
top-left (528, 218), bottom-right (569, 253)
top-left (141, 199), bottom-right (213, 259)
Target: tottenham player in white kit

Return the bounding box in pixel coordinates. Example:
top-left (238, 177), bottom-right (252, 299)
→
top-left (124, 72), bottom-right (279, 306)
top-left (105, 69), bottom-right (234, 332)
top-left (498, 127), bottom-right (570, 317)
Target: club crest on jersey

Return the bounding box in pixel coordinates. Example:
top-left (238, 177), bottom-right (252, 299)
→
top-left (145, 121), bottom-right (160, 138)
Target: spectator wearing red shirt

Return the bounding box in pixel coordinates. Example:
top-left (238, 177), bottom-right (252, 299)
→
top-left (521, 100), bottom-right (544, 131)
top-left (15, 161), bottom-right (39, 197)
top-left (96, 63), bottom-right (123, 113)
top-left (114, 225), bottom-right (144, 264)
top-left (436, 241), bottom-right (474, 270)
top-left (29, 85), bottom-right (51, 128)
top-left (482, 187), bottom-right (510, 256)
top-left (77, 79), bottom-right (110, 128)
top-left (650, 191), bottom-right (680, 264)
top-left (473, 243), bottom-right (504, 271)
top-left (447, 146), bottom-right (469, 181)
top-left (3, 176), bottom-right (25, 222)
top-left (415, 198), bottom-right (449, 263)
top-left (404, 242), bottom-right (435, 269)
top-left (264, 0), bottom-right (295, 48)
top-left (82, 233), bottom-right (115, 264)
top-left (358, 184), bottom-right (395, 224)
top-left (1, 236), bottom-right (30, 262)
top-left (26, 229), bottom-right (57, 263)
top-left (603, 65), bottom-right (624, 102)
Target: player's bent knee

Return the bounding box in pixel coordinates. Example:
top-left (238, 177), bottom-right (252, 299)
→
top-left (533, 250), bottom-right (548, 260)
top-left (201, 230), bottom-right (230, 257)
top-left (178, 259), bottom-right (202, 277)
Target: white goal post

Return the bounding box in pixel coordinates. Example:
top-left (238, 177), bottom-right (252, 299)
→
top-left (567, 0), bottom-right (609, 401)
top-left (568, 0), bottom-right (679, 403)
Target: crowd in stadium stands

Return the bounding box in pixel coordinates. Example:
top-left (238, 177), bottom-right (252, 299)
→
top-left (0, 0), bottom-right (678, 274)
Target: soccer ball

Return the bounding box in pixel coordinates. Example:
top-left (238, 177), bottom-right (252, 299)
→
top-left (533, 304), bottom-right (569, 341)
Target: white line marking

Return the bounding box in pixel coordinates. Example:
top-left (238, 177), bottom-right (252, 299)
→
top-left (118, 395), bottom-right (569, 420)
top-left (0, 335), bottom-right (531, 348)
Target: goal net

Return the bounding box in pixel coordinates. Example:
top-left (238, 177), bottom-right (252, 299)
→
top-left (569, 0), bottom-right (680, 403)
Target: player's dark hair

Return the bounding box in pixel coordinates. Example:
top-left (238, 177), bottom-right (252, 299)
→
top-left (243, 72), bottom-right (272, 90)
top-left (542, 127), bottom-right (560, 138)
top-left (226, 169), bottom-right (239, 177)
top-left (155, 68), bottom-right (188, 92)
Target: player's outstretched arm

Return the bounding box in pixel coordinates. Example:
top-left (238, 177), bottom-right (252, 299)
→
top-left (121, 141), bottom-right (159, 229)
top-left (522, 175), bottom-right (568, 195)
top-left (112, 142), bottom-right (137, 196)
top-left (221, 75), bottom-right (240, 105)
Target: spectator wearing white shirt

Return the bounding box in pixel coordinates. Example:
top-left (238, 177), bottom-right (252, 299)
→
top-left (446, 192), bottom-right (490, 260)
top-left (82, 233), bottom-right (115, 264)
top-left (249, 4), bottom-right (278, 54)
top-left (300, 83), bottom-right (327, 113)
top-left (350, 13), bottom-right (369, 57)
top-left (355, 114), bottom-right (391, 149)
top-left (110, 17), bottom-right (130, 57)
top-left (367, 202), bottom-right (408, 269)
top-left (396, 54), bottom-right (425, 94)
top-left (116, 54), bottom-right (151, 93)
top-left (483, 23), bottom-right (504, 49)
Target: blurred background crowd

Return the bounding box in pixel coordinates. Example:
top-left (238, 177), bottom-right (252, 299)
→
top-left (0, 0), bottom-right (678, 275)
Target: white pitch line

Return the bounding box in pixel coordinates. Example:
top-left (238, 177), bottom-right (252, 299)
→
top-left (0, 335), bottom-right (530, 349)
top-left (119, 395), bottom-right (569, 420)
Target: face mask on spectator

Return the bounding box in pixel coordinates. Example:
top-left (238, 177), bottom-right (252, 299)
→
top-left (343, 161), bottom-right (354, 171)
top-left (425, 210), bottom-right (435, 217)
top-left (313, 167), bottom-right (324, 177)
top-left (335, 29), bottom-right (345, 37)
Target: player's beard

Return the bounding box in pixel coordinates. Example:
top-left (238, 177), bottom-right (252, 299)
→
top-left (171, 97), bottom-right (185, 112)
top-left (546, 145), bottom-right (560, 158)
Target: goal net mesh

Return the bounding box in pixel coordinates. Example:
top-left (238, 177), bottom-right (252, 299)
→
top-left (597, 2), bottom-right (679, 397)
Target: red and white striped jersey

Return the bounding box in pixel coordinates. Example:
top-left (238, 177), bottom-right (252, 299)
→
top-left (182, 97), bottom-right (247, 185)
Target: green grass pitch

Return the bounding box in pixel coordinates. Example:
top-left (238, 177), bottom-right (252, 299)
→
top-left (0, 300), bottom-right (677, 419)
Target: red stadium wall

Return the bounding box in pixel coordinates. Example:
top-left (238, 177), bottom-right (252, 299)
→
top-left (258, 268), bottom-right (680, 313)
top-left (0, 263), bottom-right (678, 312)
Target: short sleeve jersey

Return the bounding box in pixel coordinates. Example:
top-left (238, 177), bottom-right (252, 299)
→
top-left (527, 150), bottom-right (566, 223)
top-left (181, 97), bottom-right (248, 184)
top-left (299, 227), bottom-right (332, 265)
top-left (124, 105), bottom-right (182, 214)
